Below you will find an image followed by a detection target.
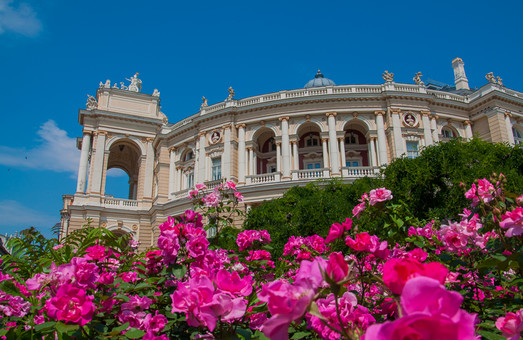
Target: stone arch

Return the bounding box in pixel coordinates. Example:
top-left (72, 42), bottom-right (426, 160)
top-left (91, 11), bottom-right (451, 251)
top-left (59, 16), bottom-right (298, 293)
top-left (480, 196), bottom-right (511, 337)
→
top-left (342, 119), bottom-right (370, 166)
top-left (440, 122), bottom-right (460, 139)
top-left (252, 127), bottom-right (277, 174)
top-left (291, 118), bottom-right (325, 135)
top-left (106, 136), bottom-right (146, 155)
top-left (105, 138), bottom-right (142, 199)
top-left (107, 224), bottom-right (137, 241)
top-left (296, 122), bottom-right (324, 170)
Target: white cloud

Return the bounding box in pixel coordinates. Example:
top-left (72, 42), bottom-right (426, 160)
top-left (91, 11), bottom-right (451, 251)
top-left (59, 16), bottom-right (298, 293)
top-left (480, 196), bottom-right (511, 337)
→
top-left (0, 0), bottom-right (42, 36)
top-left (0, 120), bottom-right (80, 176)
top-left (0, 200), bottom-right (57, 231)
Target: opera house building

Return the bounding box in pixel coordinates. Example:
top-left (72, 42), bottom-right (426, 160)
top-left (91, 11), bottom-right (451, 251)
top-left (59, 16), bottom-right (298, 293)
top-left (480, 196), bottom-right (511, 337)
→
top-left (60, 59), bottom-right (523, 249)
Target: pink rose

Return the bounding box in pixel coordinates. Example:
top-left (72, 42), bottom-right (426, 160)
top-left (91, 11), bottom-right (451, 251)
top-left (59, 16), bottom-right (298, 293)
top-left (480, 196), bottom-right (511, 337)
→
top-left (45, 284), bottom-right (95, 326)
top-left (325, 252), bottom-right (350, 283)
top-left (477, 178), bottom-right (495, 203)
top-left (345, 232), bottom-right (378, 253)
top-left (382, 258), bottom-right (448, 295)
top-left (325, 218), bottom-right (352, 243)
top-left (215, 269), bottom-right (253, 296)
top-left (499, 207), bottom-right (523, 237)
top-left (368, 188), bottom-right (393, 206)
top-left (353, 202), bottom-right (366, 219)
top-left (496, 309), bottom-right (523, 340)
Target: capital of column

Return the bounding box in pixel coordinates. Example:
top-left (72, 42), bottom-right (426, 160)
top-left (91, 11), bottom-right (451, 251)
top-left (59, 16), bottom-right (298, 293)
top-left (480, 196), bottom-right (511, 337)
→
top-left (374, 110), bottom-right (385, 116)
top-left (198, 131), bottom-right (206, 137)
top-left (93, 130), bottom-right (107, 136)
top-left (421, 110), bottom-right (431, 116)
top-left (337, 137), bottom-right (344, 142)
top-left (321, 138), bottom-right (329, 143)
top-left (463, 120), bottom-right (472, 126)
top-left (145, 137), bottom-right (154, 143)
top-left (431, 114), bottom-right (439, 120)
top-left (278, 116), bottom-right (290, 122)
top-left (505, 111), bottom-right (513, 118)
top-left (246, 147), bottom-right (253, 151)
top-left (222, 124), bottom-right (232, 130)
top-left (325, 111), bottom-right (337, 118)
top-left (236, 123), bottom-right (246, 129)
top-left (168, 147), bottom-right (177, 153)
top-left (390, 109), bottom-right (401, 115)
top-left (276, 142), bottom-right (282, 146)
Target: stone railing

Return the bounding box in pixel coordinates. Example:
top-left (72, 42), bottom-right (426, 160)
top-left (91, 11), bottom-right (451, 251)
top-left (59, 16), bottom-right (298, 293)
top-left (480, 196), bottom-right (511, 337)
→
top-left (246, 172), bottom-right (281, 184)
top-left (103, 197), bottom-right (139, 208)
top-left (172, 189), bottom-right (189, 199)
top-left (341, 166), bottom-right (380, 178)
top-left (292, 168), bottom-right (328, 179)
top-left (204, 179), bottom-right (224, 190)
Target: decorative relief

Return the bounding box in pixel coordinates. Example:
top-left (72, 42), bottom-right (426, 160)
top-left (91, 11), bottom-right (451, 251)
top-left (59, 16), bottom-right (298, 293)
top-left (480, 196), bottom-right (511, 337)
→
top-left (413, 72), bottom-right (424, 86)
top-left (100, 222), bottom-right (107, 228)
top-left (402, 112), bottom-right (418, 127)
top-left (209, 130), bottom-right (222, 144)
top-left (86, 95), bottom-right (98, 110)
top-left (382, 70), bottom-right (394, 82)
top-left (132, 224), bottom-right (138, 231)
top-left (201, 96), bottom-right (208, 107)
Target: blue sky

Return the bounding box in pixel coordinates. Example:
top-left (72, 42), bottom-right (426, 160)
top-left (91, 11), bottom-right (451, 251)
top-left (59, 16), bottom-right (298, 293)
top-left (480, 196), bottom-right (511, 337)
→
top-left (1, 0), bottom-right (522, 238)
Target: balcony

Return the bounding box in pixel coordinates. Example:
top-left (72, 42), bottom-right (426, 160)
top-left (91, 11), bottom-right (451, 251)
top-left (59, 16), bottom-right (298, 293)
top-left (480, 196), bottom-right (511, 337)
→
top-left (341, 166), bottom-right (380, 177)
top-left (246, 172), bottom-right (281, 184)
top-left (103, 197), bottom-right (140, 210)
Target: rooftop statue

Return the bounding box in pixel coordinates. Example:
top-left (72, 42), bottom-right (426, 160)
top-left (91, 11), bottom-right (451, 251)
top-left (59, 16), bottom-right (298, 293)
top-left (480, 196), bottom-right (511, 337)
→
top-left (201, 96), bottom-right (208, 107)
top-left (413, 72), bottom-right (424, 85)
top-left (486, 72), bottom-right (496, 83)
top-left (382, 70), bottom-right (394, 82)
top-left (153, 89), bottom-right (160, 97)
top-left (126, 73), bottom-right (142, 92)
top-left (226, 87), bottom-right (235, 101)
top-left (86, 95), bottom-right (97, 111)
top-left (497, 76), bottom-right (503, 86)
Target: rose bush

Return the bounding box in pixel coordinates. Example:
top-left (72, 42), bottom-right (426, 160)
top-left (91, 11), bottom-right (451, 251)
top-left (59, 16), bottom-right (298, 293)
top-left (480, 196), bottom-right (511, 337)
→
top-left (0, 177), bottom-right (521, 339)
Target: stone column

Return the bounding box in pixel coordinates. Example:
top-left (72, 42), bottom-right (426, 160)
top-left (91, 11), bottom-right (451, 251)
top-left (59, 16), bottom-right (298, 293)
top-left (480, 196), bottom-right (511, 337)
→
top-left (168, 148), bottom-right (176, 198)
top-left (421, 111), bottom-right (433, 146)
top-left (292, 141), bottom-right (299, 170)
top-left (374, 111), bottom-right (388, 165)
top-left (89, 131), bottom-right (106, 194)
top-left (237, 124), bottom-right (246, 183)
top-left (76, 132), bottom-right (92, 193)
top-left (248, 147), bottom-right (254, 176)
top-left (276, 142), bottom-right (281, 172)
top-left (279, 117), bottom-right (291, 179)
top-left (431, 115), bottom-right (440, 143)
top-left (369, 137), bottom-right (378, 166)
top-left (391, 109), bottom-right (405, 157)
top-left (194, 138), bottom-right (200, 184)
top-left (464, 120), bottom-right (473, 140)
top-left (198, 132), bottom-right (206, 184)
top-left (174, 167), bottom-right (181, 193)
top-left (222, 125), bottom-right (232, 179)
top-left (339, 137), bottom-right (346, 168)
top-left (326, 112), bottom-right (340, 174)
top-left (143, 137), bottom-right (155, 199)
top-left (322, 138), bottom-right (329, 168)
top-left (505, 113), bottom-right (515, 145)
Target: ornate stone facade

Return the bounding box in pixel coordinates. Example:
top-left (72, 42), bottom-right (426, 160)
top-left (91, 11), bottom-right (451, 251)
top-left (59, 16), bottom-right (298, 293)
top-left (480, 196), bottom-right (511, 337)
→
top-left (62, 60), bottom-right (523, 250)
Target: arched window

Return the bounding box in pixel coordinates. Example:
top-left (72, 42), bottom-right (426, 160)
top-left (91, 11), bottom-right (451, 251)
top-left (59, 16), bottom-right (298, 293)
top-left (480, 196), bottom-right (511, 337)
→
top-left (345, 130), bottom-right (359, 144)
top-left (513, 127), bottom-right (523, 145)
top-left (441, 126), bottom-right (456, 139)
top-left (184, 151), bottom-right (194, 162)
top-left (304, 133), bottom-right (320, 147)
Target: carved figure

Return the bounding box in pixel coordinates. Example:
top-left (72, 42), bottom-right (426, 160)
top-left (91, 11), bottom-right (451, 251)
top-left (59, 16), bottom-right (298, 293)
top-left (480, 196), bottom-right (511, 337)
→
top-left (201, 96), bottom-right (208, 107)
top-left (226, 87), bottom-right (235, 100)
top-left (112, 83), bottom-right (118, 88)
top-left (120, 82), bottom-right (128, 90)
top-left (211, 131), bottom-right (221, 144)
top-left (104, 79), bottom-right (111, 88)
top-left (497, 76), bottom-right (503, 86)
top-left (99, 81), bottom-right (104, 88)
top-left (413, 72), bottom-right (424, 85)
top-left (152, 89), bottom-right (160, 97)
top-left (86, 95), bottom-right (98, 110)
top-left (485, 72), bottom-right (496, 83)
top-left (126, 73), bottom-right (142, 92)
top-left (382, 70), bottom-right (394, 82)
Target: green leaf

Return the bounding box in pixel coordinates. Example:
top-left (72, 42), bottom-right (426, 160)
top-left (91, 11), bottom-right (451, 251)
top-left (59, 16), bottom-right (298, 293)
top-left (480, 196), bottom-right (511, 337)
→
top-left (477, 330), bottom-right (505, 340)
top-left (35, 321), bottom-right (56, 332)
top-left (171, 264), bottom-right (187, 279)
top-left (0, 280), bottom-right (22, 297)
top-left (124, 328), bottom-right (146, 339)
top-left (55, 322), bottom-right (80, 333)
top-left (291, 331), bottom-right (311, 339)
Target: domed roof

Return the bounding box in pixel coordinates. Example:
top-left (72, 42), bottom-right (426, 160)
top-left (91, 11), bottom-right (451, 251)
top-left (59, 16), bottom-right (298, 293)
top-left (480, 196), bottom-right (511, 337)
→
top-left (304, 70), bottom-right (336, 88)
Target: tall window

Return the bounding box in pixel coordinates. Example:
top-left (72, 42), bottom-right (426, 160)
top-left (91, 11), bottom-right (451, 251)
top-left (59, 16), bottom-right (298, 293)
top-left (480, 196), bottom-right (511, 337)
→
top-left (186, 172), bottom-right (194, 189)
top-left (406, 141), bottom-right (419, 159)
top-left (211, 158), bottom-right (222, 181)
top-left (513, 127), bottom-right (522, 145)
top-left (306, 162), bottom-right (321, 169)
top-left (345, 131), bottom-right (358, 144)
top-left (305, 134), bottom-right (320, 147)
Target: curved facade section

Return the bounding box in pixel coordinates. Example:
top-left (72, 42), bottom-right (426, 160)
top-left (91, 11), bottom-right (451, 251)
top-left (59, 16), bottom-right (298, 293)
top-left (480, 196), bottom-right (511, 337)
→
top-left (63, 63), bottom-right (523, 250)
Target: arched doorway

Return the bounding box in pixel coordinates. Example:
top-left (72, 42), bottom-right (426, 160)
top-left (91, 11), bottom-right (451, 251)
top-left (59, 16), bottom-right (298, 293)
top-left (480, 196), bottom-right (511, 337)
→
top-left (105, 139), bottom-right (141, 199)
top-left (254, 128), bottom-right (277, 174)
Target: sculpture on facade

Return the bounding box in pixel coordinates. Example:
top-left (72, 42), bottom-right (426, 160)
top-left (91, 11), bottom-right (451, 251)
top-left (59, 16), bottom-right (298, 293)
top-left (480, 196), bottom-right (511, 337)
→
top-left (486, 72), bottom-right (496, 83)
top-left (104, 79), bottom-right (111, 88)
top-left (126, 73), bottom-right (142, 92)
top-left (153, 89), bottom-right (160, 97)
top-left (382, 70), bottom-right (394, 82)
top-left (201, 96), bottom-right (208, 107)
top-left (497, 76), bottom-right (503, 86)
top-left (86, 95), bottom-right (98, 110)
top-left (120, 82), bottom-right (128, 90)
top-left (413, 72), bottom-right (424, 85)
top-left (226, 87), bottom-right (235, 101)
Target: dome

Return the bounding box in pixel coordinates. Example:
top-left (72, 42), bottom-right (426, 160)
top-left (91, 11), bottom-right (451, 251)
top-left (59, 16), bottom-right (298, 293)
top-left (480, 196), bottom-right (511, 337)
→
top-left (304, 70), bottom-right (336, 88)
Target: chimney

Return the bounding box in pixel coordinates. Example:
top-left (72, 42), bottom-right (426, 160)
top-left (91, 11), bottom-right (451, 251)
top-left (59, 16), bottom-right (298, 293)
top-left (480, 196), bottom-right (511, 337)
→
top-left (452, 58), bottom-right (470, 90)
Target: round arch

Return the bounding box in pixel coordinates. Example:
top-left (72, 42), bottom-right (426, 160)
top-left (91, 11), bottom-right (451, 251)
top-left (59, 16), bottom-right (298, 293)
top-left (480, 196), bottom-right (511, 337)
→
top-left (106, 224), bottom-right (137, 241)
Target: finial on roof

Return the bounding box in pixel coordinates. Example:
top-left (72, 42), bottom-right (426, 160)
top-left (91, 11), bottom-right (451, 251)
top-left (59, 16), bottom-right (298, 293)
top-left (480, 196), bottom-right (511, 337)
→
top-left (315, 70), bottom-right (324, 78)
